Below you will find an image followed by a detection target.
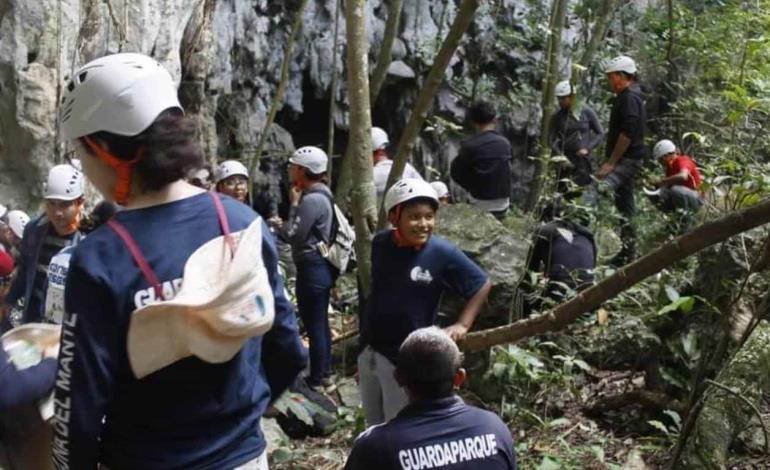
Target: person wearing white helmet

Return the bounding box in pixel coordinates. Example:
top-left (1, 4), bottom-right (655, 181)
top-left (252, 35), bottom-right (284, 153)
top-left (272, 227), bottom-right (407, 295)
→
top-left (215, 160), bottom-right (250, 203)
top-left (281, 145), bottom-right (338, 391)
top-left (548, 80), bottom-right (604, 202)
top-left (597, 55), bottom-right (647, 266)
top-left (430, 181), bottom-right (450, 205)
top-left (648, 139), bottom-right (703, 222)
top-left (371, 126), bottom-right (423, 200)
top-left (5, 210), bottom-right (29, 249)
top-left (358, 178), bottom-right (491, 426)
top-left (53, 52), bottom-right (305, 470)
top-left (2, 165), bottom-right (85, 330)
top-left (450, 101), bottom-right (513, 219)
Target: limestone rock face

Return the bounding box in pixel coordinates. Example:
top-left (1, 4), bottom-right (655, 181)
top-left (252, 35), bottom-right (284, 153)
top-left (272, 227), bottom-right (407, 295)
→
top-left (0, 0), bottom-right (567, 210)
top-left (435, 203), bottom-right (530, 329)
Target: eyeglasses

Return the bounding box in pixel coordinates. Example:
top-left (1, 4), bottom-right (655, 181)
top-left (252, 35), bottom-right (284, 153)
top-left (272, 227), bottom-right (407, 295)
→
top-left (221, 176), bottom-right (249, 188)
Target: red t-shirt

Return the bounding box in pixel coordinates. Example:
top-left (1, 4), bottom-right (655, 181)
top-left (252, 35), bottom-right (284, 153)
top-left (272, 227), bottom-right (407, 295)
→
top-left (666, 155), bottom-right (702, 190)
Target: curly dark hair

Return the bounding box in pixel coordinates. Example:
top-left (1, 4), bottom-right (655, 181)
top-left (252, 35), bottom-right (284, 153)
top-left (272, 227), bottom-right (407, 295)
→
top-left (84, 109), bottom-right (204, 192)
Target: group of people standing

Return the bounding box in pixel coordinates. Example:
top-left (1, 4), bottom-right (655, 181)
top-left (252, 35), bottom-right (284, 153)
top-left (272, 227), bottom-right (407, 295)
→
top-left (0, 51), bottom-right (708, 470)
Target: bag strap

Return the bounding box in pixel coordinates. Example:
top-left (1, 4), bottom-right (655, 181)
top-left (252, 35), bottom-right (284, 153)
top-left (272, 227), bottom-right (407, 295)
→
top-left (108, 219), bottom-right (165, 301)
top-left (208, 191), bottom-right (236, 257)
top-left (108, 192), bottom-right (236, 301)
top-left (304, 188), bottom-right (339, 243)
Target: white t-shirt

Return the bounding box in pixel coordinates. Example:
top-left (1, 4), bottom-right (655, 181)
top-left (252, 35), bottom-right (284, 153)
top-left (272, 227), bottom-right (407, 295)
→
top-left (45, 245), bottom-right (74, 324)
top-left (373, 159), bottom-right (423, 198)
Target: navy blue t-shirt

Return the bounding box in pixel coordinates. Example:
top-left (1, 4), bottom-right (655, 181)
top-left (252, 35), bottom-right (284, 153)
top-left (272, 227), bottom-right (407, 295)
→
top-left (345, 396), bottom-right (516, 470)
top-left (52, 192), bottom-right (307, 470)
top-left (361, 232), bottom-right (488, 362)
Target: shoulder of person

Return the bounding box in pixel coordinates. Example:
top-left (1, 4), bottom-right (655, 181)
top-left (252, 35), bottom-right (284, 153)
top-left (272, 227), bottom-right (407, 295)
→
top-left (352, 422), bottom-right (389, 446)
top-left (464, 403), bottom-right (512, 433)
top-left (372, 230), bottom-right (394, 249)
top-left (427, 235), bottom-right (468, 257)
top-left (220, 195), bottom-right (260, 221)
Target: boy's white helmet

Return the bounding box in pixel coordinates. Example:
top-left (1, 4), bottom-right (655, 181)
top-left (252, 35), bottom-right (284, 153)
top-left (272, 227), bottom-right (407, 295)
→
top-left (215, 160), bottom-right (249, 183)
top-left (59, 53), bottom-right (182, 140)
top-left (554, 81), bottom-right (574, 97)
top-left (7, 210), bottom-right (29, 238)
top-left (371, 127), bottom-right (390, 151)
top-left (653, 139), bottom-right (677, 159)
top-left (430, 181), bottom-right (449, 199)
top-left (44, 164), bottom-right (84, 201)
top-left (604, 55), bottom-right (637, 75)
top-left (290, 146), bottom-right (328, 174)
top-left (384, 178), bottom-right (439, 213)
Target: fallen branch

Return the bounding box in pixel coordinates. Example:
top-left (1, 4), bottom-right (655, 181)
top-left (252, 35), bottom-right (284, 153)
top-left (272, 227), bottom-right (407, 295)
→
top-left (461, 198), bottom-right (770, 351)
top-left (587, 390), bottom-right (688, 415)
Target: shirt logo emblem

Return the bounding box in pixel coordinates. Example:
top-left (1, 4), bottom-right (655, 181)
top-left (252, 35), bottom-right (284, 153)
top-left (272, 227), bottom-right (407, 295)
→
top-left (410, 266), bottom-right (433, 284)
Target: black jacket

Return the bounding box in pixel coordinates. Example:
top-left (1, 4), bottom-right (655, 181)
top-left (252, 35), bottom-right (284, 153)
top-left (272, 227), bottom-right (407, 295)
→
top-left (606, 83), bottom-right (647, 160)
top-left (450, 131), bottom-right (512, 201)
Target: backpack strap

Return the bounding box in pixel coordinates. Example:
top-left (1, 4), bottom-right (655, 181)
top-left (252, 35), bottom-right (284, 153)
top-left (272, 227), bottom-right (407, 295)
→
top-left (208, 191), bottom-right (236, 257)
top-left (108, 219), bottom-right (165, 301)
top-left (108, 193), bottom-right (237, 301)
top-left (303, 188), bottom-right (339, 243)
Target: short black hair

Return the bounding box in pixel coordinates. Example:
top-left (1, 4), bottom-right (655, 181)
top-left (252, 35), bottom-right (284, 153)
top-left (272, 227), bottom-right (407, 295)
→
top-left (469, 101), bottom-right (497, 125)
top-left (303, 167), bottom-right (327, 182)
top-left (83, 109), bottom-right (204, 192)
top-left (397, 327), bottom-right (461, 400)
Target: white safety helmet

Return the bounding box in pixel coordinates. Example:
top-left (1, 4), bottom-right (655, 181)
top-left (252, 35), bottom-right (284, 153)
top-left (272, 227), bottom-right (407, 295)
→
top-left (430, 181), bottom-right (449, 199)
top-left (60, 53), bottom-right (182, 140)
top-left (384, 178), bottom-right (439, 213)
top-left (7, 210), bottom-right (29, 239)
top-left (554, 80), bottom-right (574, 98)
top-left (289, 146), bottom-right (328, 174)
top-left (215, 160), bottom-right (249, 183)
top-left (604, 55), bottom-right (637, 75)
top-left (371, 127), bottom-right (390, 151)
top-left (653, 139), bottom-right (677, 160)
top-left (44, 164), bottom-right (84, 201)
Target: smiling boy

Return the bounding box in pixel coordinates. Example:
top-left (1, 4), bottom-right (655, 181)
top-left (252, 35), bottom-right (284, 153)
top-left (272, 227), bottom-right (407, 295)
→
top-left (358, 179), bottom-right (492, 426)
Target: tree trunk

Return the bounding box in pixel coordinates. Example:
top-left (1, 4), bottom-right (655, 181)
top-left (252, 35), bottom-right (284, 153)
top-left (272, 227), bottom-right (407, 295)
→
top-left (677, 321), bottom-right (770, 469)
top-left (461, 198), bottom-right (770, 351)
top-left (247, 0), bottom-right (309, 178)
top-left (525, 0), bottom-right (569, 211)
top-left (345, 0), bottom-right (378, 296)
top-left (377, 0), bottom-right (481, 229)
top-left (326, 0), bottom-right (342, 180)
top-left (578, 0), bottom-right (617, 69)
top-left (370, 0), bottom-right (405, 104)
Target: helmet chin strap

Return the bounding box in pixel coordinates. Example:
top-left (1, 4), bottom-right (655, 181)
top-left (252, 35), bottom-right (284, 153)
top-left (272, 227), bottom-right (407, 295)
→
top-left (83, 137), bottom-right (145, 205)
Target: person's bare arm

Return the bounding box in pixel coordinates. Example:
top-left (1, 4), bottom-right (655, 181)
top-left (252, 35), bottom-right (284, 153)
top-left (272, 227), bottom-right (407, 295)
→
top-left (655, 169), bottom-right (690, 188)
top-left (444, 280), bottom-right (492, 341)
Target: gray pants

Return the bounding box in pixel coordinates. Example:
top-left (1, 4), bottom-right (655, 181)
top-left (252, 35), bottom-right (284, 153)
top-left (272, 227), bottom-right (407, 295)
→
top-left (657, 185), bottom-right (702, 212)
top-left (358, 346), bottom-right (409, 426)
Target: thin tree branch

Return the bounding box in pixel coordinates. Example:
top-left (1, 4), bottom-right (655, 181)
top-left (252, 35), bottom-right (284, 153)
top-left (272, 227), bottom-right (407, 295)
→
top-left (461, 198), bottom-right (770, 351)
top-left (247, 0), bottom-right (309, 177)
top-left (378, 0), bottom-right (482, 229)
top-left (370, 0), bottom-right (405, 103)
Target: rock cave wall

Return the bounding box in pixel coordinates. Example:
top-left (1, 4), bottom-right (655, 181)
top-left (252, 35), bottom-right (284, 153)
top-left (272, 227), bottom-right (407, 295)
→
top-left (0, 0), bottom-right (567, 211)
